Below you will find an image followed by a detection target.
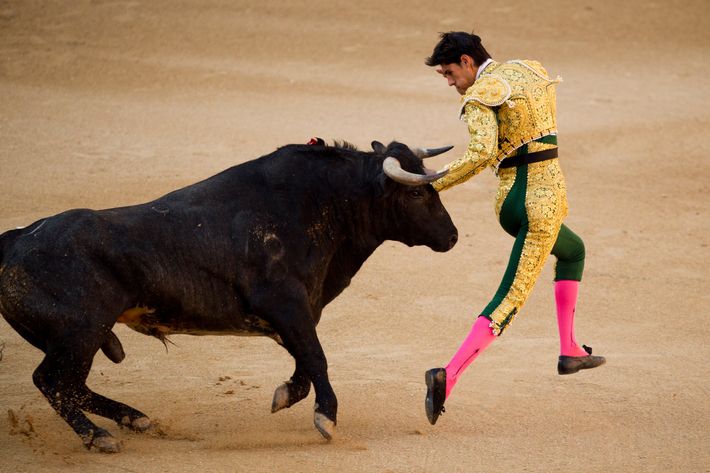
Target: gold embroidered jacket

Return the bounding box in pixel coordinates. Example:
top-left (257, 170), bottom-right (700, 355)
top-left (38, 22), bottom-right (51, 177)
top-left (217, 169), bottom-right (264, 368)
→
top-left (433, 60), bottom-right (562, 192)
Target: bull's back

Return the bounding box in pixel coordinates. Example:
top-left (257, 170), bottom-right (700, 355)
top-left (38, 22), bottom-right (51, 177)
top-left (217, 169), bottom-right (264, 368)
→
top-left (0, 152), bottom-right (324, 340)
top-left (0, 206), bottom-right (271, 340)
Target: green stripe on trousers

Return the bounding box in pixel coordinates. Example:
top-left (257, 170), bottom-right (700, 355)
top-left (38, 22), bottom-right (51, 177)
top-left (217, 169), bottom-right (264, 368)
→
top-left (481, 163), bottom-right (585, 322)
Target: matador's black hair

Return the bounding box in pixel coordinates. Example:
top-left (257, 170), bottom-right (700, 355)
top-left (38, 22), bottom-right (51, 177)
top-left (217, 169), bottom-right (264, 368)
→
top-left (425, 31), bottom-right (492, 67)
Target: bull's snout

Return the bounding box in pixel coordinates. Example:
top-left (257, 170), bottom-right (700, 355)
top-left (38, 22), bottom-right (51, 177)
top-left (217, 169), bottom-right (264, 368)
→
top-left (447, 232), bottom-right (458, 250)
top-left (429, 229), bottom-right (458, 252)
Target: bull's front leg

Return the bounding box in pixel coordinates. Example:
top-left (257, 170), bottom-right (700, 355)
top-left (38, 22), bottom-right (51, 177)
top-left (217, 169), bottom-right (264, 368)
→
top-left (253, 290), bottom-right (337, 440)
top-left (287, 329), bottom-right (336, 440)
top-left (271, 363), bottom-right (310, 413)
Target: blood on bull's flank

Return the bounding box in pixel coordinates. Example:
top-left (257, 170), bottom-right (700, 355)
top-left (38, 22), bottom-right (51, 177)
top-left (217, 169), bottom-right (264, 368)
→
top-left (0, 139), bottom-right (457, 453)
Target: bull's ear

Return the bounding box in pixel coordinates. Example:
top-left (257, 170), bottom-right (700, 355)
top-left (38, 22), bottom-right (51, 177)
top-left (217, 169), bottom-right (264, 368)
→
top-left (371, 141), bottom-right (387, 154)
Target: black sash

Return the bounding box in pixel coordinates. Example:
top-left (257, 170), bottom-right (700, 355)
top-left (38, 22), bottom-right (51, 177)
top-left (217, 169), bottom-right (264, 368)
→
top-left (498, 147), bottom-right (558, 169)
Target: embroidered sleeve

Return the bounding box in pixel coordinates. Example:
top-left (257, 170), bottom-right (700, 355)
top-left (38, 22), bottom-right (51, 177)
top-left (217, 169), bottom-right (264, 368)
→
top-left (433, 102), bottom-right (498, 192)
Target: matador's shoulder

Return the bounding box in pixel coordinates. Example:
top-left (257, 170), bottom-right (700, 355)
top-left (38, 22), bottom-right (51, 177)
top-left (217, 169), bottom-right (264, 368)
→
top-left (460, 75), bottom-right (511, 112)
top-left (514, 59), bottom-right (549, 77)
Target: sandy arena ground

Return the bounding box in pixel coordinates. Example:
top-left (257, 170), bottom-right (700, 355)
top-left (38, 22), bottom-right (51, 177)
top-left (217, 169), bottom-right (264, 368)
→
top-left (1, 1), bottom-right (709, 471)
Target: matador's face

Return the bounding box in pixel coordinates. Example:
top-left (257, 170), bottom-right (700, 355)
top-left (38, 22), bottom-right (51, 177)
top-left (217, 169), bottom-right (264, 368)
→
top-left (436, 55), bottom-right (477, 95)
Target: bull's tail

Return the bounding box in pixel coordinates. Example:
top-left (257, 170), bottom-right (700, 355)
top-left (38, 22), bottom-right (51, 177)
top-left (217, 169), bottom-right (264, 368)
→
top-left (0, 228), bottom-right (23, 359)
top-left (0, 230), bottom-right (11, 266)
top-left (0, 227), bottom-right (25, 308)
top-left (0, 226), bottom-right (125, 364)
top-left (0, 228), bottom-right (20, 303)
top-left (0, 229), bottom-right (21, 362)
top-left (0, 226), bottom-right (25, 267)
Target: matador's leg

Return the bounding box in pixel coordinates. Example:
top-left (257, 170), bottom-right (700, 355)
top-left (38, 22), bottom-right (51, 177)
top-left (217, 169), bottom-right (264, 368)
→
top-left (483, 161), bottom-right (566, 335)
top-left (551, 224), bottom-right (605, 372)
top-left (551, 224), bottom-right (588, 357)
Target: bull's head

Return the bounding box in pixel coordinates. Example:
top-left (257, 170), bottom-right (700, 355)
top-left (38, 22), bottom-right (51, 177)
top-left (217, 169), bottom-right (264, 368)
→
top-left (372, 141), bottom-right (458, 252)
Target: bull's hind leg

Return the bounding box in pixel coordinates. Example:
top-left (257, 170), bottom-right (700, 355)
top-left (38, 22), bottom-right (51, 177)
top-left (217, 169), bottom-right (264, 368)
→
top-left (32, 341), bottom-right (123, 452)
top-left (76, 388), bottom-right (151, 433)
top-left (271, 363), bottom-right (311, 413)
top-left (78, 332), bottom-right (150, 432)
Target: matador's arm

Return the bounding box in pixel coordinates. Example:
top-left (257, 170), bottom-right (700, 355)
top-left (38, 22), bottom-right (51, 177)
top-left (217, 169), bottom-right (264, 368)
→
top-left (433, 102), bottom-right (498, 192)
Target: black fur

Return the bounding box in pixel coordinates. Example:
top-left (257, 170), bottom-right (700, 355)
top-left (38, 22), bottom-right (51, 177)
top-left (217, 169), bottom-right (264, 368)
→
top-left (0, 140), bottom-right (457, 449)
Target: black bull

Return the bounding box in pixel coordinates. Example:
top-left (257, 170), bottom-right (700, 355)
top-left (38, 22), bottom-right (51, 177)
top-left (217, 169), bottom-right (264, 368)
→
top-left (0, 140), bottom-right (458, 452)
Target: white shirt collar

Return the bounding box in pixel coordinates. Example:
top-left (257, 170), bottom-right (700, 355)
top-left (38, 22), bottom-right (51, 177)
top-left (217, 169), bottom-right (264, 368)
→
top-left (475, 58), bottom-right (494, 80)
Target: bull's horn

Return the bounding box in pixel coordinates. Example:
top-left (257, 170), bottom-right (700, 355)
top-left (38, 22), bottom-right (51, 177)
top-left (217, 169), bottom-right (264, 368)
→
top-left (382, 157), bottom-right (448, 186)
top-left (414, 145), bottom-right (454, 159)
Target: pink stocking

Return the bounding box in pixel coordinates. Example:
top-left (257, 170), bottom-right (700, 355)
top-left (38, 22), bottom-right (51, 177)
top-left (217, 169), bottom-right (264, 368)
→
top-left (444, 316), bottom-right (496, 398)
top-left (555, 280), bottom-right (588, 357)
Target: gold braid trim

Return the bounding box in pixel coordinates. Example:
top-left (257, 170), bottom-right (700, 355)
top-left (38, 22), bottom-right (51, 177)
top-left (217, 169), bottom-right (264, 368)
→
top-left (488, 160), bottom-right (569, 334)
top-left (459, 75), bottom-right (511, 109)
top-left (433, 101), bottom-right (498, 192)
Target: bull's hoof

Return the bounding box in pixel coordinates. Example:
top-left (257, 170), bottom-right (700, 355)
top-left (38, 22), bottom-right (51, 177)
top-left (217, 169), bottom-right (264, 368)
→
top-left (271, 383), bottom-right (290, 413)
top-left (120, 415), bottom-right (151, 432)
top-left (88, 434), bottom-right (122, 453)
top-left (131, 416), bottom-right (152, 432)
top-left (314, 411), bottom-right (336, 441)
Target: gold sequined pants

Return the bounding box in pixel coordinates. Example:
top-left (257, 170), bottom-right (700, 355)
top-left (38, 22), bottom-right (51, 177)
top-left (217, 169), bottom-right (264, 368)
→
top-left (482, 158), bottom-right (569, 335)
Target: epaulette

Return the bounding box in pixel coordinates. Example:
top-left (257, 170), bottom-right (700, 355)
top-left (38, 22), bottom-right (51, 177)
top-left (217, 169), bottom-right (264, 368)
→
top-left (459, 75), bottom-right (511, 115)
top-left (509, 60), bottom-right (563, 84)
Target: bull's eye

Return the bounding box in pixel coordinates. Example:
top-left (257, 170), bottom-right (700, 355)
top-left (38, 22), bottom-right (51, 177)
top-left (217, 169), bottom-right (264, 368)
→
top-left (408, 189), bottom-right (424, 199)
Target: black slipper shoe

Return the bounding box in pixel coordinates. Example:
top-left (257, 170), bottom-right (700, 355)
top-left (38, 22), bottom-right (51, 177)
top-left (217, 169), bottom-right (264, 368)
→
top-left (425, 368), bottom-right (447, 425)
top-left (558, 345), bottom-right (606, 375)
